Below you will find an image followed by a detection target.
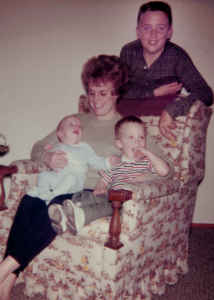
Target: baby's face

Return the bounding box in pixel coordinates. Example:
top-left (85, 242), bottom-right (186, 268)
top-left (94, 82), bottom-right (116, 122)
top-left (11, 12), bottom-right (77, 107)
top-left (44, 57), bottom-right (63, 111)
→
top-left (116, 122), bottom-right (146, 162)
top-left (58, 116), bottom-right (82, 145)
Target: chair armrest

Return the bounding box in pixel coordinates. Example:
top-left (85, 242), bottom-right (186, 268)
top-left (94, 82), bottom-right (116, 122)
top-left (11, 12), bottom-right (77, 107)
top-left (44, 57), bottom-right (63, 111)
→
top-left (10, 159), bottom-right (51, 174)
top-left (0, 160), bottom-right (50, 211)
top-left (0, 165), bottom-right (18, 210)
top-left (122, 179), bottom-right (180, 201)
top-left (104, 181), bottom-right (180, 250)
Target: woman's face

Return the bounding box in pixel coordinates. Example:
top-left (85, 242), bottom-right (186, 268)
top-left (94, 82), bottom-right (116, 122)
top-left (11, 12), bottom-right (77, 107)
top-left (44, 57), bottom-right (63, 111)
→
top-left (88, 80), bottom-right (118, 120)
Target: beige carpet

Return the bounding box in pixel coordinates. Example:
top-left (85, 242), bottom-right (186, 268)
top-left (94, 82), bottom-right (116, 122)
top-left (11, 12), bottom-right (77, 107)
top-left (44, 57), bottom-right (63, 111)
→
top-left (11, 283), bottom-right (47, 300)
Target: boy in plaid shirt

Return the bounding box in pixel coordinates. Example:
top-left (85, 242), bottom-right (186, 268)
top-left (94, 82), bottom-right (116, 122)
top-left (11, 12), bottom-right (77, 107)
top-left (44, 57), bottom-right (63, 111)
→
top-left (120, 2), bottom-right (213, 140)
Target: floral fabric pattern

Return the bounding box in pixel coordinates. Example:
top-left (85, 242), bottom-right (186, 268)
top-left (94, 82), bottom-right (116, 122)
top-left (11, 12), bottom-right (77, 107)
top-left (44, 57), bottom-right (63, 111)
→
top-left (0, 100), bottom-right (212, 300)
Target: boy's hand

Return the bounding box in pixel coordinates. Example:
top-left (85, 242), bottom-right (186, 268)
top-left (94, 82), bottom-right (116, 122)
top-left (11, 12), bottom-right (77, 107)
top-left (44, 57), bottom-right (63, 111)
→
top-left (44, 143), bottom-right (54, 151)
top-left (94, 178), bottom-right (109, 196)
top-left (93, 189), bottom-right (108, 196)
top-left (154, 82), bottom-right (183, 97)
top-left (109, 155), bottom-right (117, 166)
top-left (158, 110), bottom-right (176, 140)
top-left (133, 147), bottom-right (148, 159)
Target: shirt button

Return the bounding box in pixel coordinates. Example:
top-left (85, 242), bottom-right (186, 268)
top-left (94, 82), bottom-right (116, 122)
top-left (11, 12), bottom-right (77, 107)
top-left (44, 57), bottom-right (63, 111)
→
top-left (144, 66), bottom-right (147, 69)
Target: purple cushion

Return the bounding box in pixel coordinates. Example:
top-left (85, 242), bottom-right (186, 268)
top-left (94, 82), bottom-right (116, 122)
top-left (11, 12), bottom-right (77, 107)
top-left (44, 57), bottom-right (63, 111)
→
top-left (116, 95), bottom-right (176, 117)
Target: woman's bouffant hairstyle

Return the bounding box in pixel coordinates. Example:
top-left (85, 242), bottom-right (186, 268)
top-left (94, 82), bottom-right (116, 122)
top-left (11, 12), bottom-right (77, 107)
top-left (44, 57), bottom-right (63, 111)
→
top-left (81, 55), bottom-right (130, 97)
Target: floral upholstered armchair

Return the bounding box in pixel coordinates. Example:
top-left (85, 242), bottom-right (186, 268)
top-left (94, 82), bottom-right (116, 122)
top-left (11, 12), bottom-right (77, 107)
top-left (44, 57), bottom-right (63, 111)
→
top-left (0, 99), bottom-right (212, 300)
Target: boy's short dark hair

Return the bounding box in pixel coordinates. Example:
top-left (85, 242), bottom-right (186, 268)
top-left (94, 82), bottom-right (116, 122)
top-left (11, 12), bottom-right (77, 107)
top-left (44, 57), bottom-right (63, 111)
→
top-left (115, 116), bottom-right (145, 139)
top-left (137, 1), bottom-right (172, 26)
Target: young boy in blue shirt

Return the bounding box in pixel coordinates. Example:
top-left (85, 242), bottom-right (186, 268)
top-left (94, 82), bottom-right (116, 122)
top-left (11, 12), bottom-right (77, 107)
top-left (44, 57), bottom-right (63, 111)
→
top-left (120, 1), bottom-right (213, 140)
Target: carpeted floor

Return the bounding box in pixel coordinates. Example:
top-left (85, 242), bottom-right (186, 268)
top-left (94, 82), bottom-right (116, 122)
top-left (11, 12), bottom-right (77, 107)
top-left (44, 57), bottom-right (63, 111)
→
top-left (10, 227), bottom-right (214, 300)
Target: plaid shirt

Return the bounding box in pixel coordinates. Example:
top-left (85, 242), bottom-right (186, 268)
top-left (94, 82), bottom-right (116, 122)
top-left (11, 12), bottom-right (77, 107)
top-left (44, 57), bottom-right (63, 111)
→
top-left (120, 40), bottom-right (213, 118)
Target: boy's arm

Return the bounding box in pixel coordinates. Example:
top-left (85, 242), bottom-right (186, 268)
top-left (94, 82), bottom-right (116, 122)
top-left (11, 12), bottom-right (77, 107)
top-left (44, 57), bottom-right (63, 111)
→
top-left (145, 133), bottom-right (174, 180)
top-left (160, 54), bottom-right (213, 139)
top-left (119, 45), bottom-right (132, 74)
top-left (158, 110), bottom-right (176, 140)
top-left (165, 54), bottom-right (213, 119)
top-left (93, 177), bottom-right (110, 196)
top-left (154, 82), bottom-right (183, 97)
top-left (134, 148), bottom-right (169, 177)
top-left (120, 42), bottom-right (182, 99)
top-left (120, 42), bottom-right (213, 111)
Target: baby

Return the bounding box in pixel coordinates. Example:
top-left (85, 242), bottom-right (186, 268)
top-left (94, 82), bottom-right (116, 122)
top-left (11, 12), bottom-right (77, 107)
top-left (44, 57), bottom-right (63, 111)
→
top-left (93, 115), bottom-right (169, 195)
top-left (27, 115), bottom-right (116, 204)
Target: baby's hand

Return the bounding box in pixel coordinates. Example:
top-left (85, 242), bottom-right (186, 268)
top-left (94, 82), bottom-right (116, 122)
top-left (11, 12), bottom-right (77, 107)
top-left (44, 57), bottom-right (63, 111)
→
top-left (109, 155), bottom-right (117, 166)
top-left (93, 189), bottom-right (108, 196)
top-left (44, 143), bottom-right (54, 151)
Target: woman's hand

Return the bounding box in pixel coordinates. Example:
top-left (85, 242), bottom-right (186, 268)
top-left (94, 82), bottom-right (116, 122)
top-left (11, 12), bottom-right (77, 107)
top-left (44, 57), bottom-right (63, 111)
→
top-left (158, 110), bottom-right (176, 140)
top-left (154, 82), bottom-right (182, 97)
top-left (43, 151), bottom-right (68, 172)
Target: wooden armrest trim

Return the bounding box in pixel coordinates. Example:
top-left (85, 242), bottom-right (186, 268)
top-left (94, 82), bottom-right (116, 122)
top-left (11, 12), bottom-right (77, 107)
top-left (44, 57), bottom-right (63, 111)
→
top-left (0, 164), bottom-right (18, 211)
top-left (0, 165), bottom-right (17, 175)
top-left (105, 189), bottom-right (133, 250)
top-left (108, 189), bottom-right (133, 203)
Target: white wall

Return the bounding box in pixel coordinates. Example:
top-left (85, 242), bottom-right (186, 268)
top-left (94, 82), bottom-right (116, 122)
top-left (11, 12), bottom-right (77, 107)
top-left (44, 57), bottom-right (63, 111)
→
top-left (0, 0), bottom-right (213, 223)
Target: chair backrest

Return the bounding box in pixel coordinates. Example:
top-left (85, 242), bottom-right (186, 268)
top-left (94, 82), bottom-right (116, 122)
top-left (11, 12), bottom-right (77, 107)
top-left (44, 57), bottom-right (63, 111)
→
top-left (140, 113), bottom-right (184, 181)
top-left (78, 96), bottom-right (212, 186)
top-left (141, 101), bottom-right (212, 186)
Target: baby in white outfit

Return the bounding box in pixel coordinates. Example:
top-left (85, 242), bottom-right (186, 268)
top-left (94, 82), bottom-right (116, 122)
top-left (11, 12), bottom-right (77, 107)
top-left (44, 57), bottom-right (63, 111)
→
top-left (27, 115), bottom-right (116, 204)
